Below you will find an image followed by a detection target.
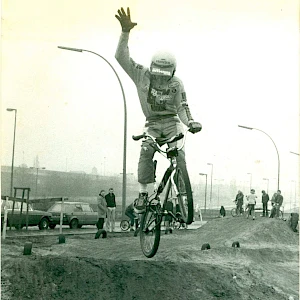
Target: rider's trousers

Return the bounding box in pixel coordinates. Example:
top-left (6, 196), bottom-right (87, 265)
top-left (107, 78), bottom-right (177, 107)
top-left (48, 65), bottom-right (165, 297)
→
top-left (137, 117), bottom-right (187, 184)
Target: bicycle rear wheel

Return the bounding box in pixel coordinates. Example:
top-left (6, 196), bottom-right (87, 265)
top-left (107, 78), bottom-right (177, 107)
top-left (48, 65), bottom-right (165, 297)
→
top-left (120, 220), bottom-right (130, 231)
top-left (173, 167), bottom-right (193, 224)
top-left (140, 205), bottom-right (162, 258)
top-left (231, 208), bottom-right (237, 217)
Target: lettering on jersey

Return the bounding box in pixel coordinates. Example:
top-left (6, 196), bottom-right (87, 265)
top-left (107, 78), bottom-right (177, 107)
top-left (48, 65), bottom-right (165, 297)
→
top-left (171, 88), bottom-right (177, 94)
top-left (168, 81), bottom-right (180, 88)
top-left (147, 87), bottom-right (172, 111)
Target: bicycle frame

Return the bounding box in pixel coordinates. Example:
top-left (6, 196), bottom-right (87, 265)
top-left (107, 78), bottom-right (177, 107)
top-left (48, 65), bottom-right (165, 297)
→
top-left (133, 128), bottom-right (190, 227)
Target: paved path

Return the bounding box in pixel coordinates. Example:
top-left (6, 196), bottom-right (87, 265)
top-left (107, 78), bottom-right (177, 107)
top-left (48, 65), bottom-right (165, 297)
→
top-left (2, 220), bottom-right (207, 239)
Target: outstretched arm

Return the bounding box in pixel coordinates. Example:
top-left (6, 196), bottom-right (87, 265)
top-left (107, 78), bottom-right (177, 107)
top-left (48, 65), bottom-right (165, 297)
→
top-left (115, 7), bottom-right (144, 84)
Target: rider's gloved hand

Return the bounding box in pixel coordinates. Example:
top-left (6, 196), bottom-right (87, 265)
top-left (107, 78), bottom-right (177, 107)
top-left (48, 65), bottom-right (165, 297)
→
top-left (188, 121), bottom-right (202, 134)
top-left (115, 7), bottom-right (137, 32)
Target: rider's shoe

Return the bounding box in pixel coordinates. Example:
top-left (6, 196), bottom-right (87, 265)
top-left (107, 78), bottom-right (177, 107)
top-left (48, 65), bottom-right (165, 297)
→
top-left (134, 228), bottom-right (140, 237)
top-left (134, 192), bottom-right (148, 214)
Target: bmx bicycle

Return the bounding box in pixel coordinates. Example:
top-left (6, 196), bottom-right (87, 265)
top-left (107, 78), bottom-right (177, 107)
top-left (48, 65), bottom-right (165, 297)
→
top-left (120, 215), bottom-right (140, 231)
top-left (132, 127), bottom-right (194, 258)
top-left (231, 203), bottom-right (246, 217)
top-left (170, 210), bottom-right (187, 230)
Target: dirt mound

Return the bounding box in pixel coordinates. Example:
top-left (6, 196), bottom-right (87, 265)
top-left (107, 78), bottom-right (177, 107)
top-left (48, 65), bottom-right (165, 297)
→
top-left (193, 216), bottom-right (298, 247)
top-left (1, 216), bottom-right (298, 300)
top-left (1, 255), bottom-right (292, 300)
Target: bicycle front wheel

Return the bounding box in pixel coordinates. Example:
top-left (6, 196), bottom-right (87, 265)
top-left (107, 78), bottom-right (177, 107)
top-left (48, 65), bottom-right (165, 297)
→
top-left (174, 167), bottom-right (194, 225)
top-left (231, 208), bottom-right (237, 217)
top-left (140, 206), bottom-right (162, 258)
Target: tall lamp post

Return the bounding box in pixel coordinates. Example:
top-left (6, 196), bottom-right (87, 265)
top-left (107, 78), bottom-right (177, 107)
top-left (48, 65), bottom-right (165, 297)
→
top-left (58, 46), bottom-right (127, 216)
top-left (207, 163), bottom-right (213, 209)
top-left (199, 173), bottom-right (207, 211)
top-left (238, 125), bottom-right (280, 190)
top-left (247, 172), bottom-right (252, 191)
top-left (263, 178), bottom-right (269, 194)
top-left (7, 108), bottom-right (17, 197)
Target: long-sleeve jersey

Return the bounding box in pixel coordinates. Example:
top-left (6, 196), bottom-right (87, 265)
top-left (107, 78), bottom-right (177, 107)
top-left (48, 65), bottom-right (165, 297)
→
top-left (115, 32), bottom-right (194, 126)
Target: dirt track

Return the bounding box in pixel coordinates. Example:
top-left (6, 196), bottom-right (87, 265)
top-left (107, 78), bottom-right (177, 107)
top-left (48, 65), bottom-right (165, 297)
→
top-left (1, 216), bottom-right (299, 300)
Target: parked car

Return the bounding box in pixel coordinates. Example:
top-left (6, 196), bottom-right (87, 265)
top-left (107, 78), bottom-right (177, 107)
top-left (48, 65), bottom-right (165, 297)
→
top-left (47, 201), bottom-right (98, 229)
top-left (1, 199), bottom-right (52, 230)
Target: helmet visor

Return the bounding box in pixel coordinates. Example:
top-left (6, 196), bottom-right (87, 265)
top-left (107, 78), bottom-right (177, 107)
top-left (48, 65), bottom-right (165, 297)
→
top-left (150, 64), bottom-right (173, 76)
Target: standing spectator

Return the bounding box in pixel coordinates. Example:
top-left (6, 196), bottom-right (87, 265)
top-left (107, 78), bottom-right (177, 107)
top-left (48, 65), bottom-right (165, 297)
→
top-left (235, 190), bottom-right (244, 216)
top-left (97, 190), bottom-right (107, 230)
top-left (273, 190), bottom-right (284, 218)
top-left (105, 188), bottom-right (116, 232)
top-left (261, 190), bottom-right (270, 217)
top-left (246, 189), bottom-right (257, 220)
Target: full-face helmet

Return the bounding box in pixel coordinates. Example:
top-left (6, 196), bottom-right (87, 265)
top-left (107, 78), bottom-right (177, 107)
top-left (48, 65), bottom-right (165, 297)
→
top-left (149, 51), bottom-right (177, 77)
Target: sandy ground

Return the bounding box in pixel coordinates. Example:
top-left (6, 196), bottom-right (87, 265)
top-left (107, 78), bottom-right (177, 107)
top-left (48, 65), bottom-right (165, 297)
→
top-left (1, 216), bottom-right (299, 300)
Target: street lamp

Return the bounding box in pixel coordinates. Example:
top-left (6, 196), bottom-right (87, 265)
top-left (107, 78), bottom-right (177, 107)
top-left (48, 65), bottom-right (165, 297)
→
top-left (58, 46), bottom-right (128, 216)
top-left (207, 163), bottom-right (213, 209)
top-left (238, 125), bottom-right (280, 190)
top-left (7, 108), bottom-right (17, 197)
top-left (247, 172), bottom-right (252, 191)
top-left (199, 173), bottom-right (207, 211)
top-left (263, 178), bottom-right (269, 194)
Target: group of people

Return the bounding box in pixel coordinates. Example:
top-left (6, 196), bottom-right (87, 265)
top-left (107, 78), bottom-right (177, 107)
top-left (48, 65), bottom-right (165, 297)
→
top-left (97, 188), bottom-right (117, 232)
top-left (234, 189), bottom-right (284, 220)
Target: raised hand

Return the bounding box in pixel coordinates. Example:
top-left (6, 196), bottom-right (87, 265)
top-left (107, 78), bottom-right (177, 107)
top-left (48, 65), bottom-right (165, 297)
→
top-left (115, 7), bottom-right (137, 32)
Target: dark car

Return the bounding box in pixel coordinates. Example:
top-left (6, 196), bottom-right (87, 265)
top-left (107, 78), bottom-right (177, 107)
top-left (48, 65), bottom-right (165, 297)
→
top-left (1, 200), bottom-right (52, 230)
top-left (47, 201), bottom-right (98, 229)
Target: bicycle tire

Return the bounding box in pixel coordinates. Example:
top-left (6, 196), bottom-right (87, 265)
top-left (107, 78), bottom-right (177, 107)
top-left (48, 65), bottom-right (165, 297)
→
top-left (174, 167), bottom-right (194, 224)
top-left (172, 220), bottom-right (181, 230)
top-left (120, 220), bottom-right (130, 231)
top-left (231, 208), bottom-right (237, 217)
top-left (140, 205), bottom-right (161, 258)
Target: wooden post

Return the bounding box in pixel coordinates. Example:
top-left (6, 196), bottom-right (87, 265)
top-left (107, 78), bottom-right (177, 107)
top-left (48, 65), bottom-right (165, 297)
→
top-left (10, 189), bottom-right (17, 230)
top-left (19, 189), bottom-right (25, 230)
top-left (59, 197), bottom-right (65, 234)
top-left (25, 189), bottom-right (30, 230)
top-left (2, 196), bottom-right (9, 240)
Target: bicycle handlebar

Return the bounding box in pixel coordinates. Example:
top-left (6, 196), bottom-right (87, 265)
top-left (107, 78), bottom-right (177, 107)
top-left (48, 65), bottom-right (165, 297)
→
top-left (132, 128), bottom-right (190, 153)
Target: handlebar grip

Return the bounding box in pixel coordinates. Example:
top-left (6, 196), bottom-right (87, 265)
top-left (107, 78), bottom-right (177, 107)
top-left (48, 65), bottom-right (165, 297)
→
top-left (132, 134), bottom-right (145, 141)
top-left (168, 132), bottom-right (184, 143)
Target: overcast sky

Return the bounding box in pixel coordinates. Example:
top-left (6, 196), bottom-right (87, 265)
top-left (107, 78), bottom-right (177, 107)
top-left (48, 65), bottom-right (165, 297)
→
top-left (1, 0), bottom-right (299, 198)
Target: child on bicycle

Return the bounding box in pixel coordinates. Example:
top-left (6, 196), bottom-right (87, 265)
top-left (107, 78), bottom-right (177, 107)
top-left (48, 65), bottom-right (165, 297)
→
top-left (115, 7), bottom-right (202, 214)
top-left (125, 202), bottom-right (138, 231)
